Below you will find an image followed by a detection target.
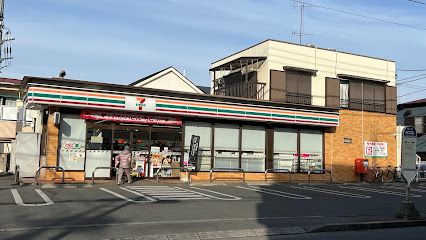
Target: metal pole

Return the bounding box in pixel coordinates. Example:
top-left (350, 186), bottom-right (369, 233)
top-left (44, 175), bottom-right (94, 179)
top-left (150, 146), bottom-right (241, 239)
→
top-left (406, 182), bottom-right (410, 202)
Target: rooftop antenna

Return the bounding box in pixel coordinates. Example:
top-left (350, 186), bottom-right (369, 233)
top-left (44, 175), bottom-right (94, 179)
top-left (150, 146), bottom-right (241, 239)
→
top-left (291, 1), bottom-right (312, 45)
top-left (0, 0), bottom-right (14, 72)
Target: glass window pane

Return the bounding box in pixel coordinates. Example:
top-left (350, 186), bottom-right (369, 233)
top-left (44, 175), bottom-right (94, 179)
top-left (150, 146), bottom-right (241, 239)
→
top-left (300, 129), bottom-right (323, 172)
top-left (273, 128), bottom-right (298, 171)
top-left (214, 124), bottom-right (239, 150)
top-left (59, 114), bottom-right (86, 170)
top-left (86, 128), bottom-right (112, 150)
top-left (214, 124), bottom-right (239, 169)
top-left (241, 126), bottom-right (265, 172)
top-left (184, 122), bottom-right (212, 171)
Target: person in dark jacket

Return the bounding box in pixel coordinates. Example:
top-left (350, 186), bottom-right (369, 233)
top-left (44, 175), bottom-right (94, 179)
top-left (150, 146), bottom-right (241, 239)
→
top-left (115, 145), bottom-right (133, 184)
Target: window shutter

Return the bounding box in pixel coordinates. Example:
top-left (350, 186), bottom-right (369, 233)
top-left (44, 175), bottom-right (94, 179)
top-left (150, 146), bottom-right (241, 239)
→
top-left (325, 77), bottom-right (340, 108)
top-left (270, 70), bottom-right (286, 102)
top-left (349, 81), bottom-right (362, 110)
top-left (385, 86), bottom-right (397, 114)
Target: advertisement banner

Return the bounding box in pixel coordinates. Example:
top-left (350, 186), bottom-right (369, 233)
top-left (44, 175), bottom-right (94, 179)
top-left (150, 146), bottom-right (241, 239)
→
top-left (80, 110), bottom-right (182, 126)
top-left (364, 141), bottom-right (388, 158)
top-left (189, 135), bottom-right (200, 166)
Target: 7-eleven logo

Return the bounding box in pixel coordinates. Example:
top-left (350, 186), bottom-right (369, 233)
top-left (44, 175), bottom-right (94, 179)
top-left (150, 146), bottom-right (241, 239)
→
top-left (137, 98), bottom-right (146, 111)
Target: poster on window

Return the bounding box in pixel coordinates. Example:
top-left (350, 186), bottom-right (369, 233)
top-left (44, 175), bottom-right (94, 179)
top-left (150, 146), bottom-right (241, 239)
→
top-left (364, 141), bottom-right (387, 158)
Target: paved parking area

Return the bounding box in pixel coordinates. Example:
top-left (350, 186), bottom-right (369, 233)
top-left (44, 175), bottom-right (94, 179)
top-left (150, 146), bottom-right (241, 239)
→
top-left (1, 181), bottom-right (426, 239)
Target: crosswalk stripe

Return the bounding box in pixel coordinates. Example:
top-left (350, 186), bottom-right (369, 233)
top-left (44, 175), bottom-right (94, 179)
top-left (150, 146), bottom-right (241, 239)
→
top-left (290, 186), bottom-right (371, 198)
top-left (339, 185), bottom-right (422, 197)
top-left (236, 186), bottom-right (311, 200)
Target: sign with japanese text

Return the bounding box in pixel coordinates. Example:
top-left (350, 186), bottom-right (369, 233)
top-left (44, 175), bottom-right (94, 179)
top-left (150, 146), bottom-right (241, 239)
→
top-left (364, 141), bottom-right (388, 158)
top-left (80, 110), bottom-right (182, 126)
top-left (401, 126), bottom-right (417, 183)
top-left (189, 135), bottom-right (200, 166)
top-left (125, 96), bottom-right (156, 112)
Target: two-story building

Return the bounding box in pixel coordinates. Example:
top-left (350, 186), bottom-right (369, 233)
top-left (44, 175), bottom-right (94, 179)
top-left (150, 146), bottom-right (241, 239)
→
top-left (21, 39), bottom-right (397, 182)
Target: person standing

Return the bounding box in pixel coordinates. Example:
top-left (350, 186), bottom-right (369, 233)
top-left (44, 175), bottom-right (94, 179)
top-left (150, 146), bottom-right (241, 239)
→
top-left (115, 145), bottom-right (133, 184)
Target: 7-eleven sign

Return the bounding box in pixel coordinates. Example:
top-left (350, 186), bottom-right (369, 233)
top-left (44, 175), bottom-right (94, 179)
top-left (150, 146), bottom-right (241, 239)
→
top-left (125, 96), bottom-right (156, 112)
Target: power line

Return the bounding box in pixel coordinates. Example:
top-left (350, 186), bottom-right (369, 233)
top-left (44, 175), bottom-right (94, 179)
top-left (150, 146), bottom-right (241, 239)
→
top-left (397, 75), bottom-right (426, 85)
top-left (408, 0), bottom-right (425, 5)
top-left (398, 87), bottom-right (426, 98)
top-left (289, 0), bottom-right (426, 31)
top-left (397, 69), bottom-right (426, 71)
top-left (397, 73), bottom-right (426, 82)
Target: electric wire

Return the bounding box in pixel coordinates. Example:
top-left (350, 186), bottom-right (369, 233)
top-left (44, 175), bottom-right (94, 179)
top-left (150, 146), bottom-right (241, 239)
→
top-left (290, 0), bottom-right (426, 31)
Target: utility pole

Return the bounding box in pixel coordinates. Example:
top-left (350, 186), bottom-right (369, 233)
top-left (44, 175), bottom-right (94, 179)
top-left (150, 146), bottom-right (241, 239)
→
top-left (0, 0), bottom-right (14, 72)
top-left (292, 1), bottom-right (312, 45)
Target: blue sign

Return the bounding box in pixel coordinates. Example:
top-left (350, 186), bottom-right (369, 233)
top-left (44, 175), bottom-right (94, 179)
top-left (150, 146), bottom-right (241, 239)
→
top-left (403, 126), bottom-right (416, 137)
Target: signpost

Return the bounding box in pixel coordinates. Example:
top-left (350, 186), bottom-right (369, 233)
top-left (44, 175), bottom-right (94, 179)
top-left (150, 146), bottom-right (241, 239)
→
top-left (395, 126), bottom-right (420, 219)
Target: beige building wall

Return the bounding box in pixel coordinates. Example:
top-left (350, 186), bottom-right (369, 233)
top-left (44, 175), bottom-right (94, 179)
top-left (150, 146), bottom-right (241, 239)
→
top-left (134, 68), bottom-right (204, 94)
top-left (211, 40), bottom-right (396, 106)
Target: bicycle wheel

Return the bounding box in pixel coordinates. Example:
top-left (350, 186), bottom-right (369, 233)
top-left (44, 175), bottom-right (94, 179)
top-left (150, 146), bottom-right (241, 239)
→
top-left (364, 170), bottom-right (376, 183)
top-left (383, 169), bottom-right (394, 182)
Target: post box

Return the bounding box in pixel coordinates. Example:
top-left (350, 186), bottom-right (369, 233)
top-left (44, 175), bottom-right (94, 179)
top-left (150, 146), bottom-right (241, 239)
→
top-left (355, 158), bottom-right (368, 174)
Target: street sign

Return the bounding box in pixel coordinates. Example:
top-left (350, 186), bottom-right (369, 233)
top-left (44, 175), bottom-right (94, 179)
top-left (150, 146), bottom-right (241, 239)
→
top-left (401, 126), bottom-right (417, 184)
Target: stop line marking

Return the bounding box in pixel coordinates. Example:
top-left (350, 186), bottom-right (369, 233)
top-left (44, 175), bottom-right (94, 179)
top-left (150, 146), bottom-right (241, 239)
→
top-left (338, 185), bottom-right (422, 197)
top-left (290, 186), bottom-right (371, 198)
top-left (11, 189), bottom-right (54, 207)
top-left (236, 186), bottom-right (311, 199)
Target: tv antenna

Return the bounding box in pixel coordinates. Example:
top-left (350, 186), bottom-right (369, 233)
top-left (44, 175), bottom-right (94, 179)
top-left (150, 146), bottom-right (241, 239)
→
top-left (0, 0), bottom-right (14, 72)
top-left (291, 1), bottom-right (312, 45)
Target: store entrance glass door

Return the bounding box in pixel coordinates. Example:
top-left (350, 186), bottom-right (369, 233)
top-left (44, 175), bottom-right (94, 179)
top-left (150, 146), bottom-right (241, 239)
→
top-left (131, 130), bottom-right (150, 178)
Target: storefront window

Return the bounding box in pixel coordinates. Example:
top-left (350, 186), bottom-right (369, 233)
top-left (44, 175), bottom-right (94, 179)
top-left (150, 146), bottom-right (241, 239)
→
top-left (113, 130), bottom-right (130, 152)
top-left (241, 126), bottom-right (265, 172)
top-left (214, 124), bottom-right (239, 169)
top-left (300, 129), bottom-right (323, 172)
top-left (58, 114), bottom-right (86, 170)
top-left (184, 122), bottom-right (212, 171)
top-left (86, 128), bottom-right (112, 150)
top-left (273, 128), bottom-right (298, 172)
top-left (149, 128), bottom-right (181, 177)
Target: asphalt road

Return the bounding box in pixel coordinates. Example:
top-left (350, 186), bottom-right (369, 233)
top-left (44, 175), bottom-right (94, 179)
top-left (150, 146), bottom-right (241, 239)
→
top-left (1, 177), bottom-right (426, 240)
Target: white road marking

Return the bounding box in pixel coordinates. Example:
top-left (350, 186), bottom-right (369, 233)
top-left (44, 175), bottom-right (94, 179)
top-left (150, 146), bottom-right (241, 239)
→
top-left (382, 185), bottom-right (426, 193)
top-left (290, 186), bottom-right (371, 198)
top-left (174, 186), bottom-right (241, 201)
top-left (11, 189), bottom-right (54, 207)
top-left (236, 186), bottom-right (311, 200)
top-left (99, 188), bottom-right (156, 203)
top-left (338, 185), bottom-right (422, 197)
top-left (190, 187), bottom-right (242, 200)
top-left (119, 187), bottom-right (157, 202)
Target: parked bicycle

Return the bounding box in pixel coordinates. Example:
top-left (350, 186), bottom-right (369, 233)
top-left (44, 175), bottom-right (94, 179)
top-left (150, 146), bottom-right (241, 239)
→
top-left (383, 166), bottom-right (405, 183)
top-left (364, 165), bottom-right (383, 183)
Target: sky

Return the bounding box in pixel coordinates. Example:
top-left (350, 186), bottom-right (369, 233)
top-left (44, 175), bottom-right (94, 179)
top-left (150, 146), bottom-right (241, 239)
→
top-left (2, 0), bottom-right (426, 103)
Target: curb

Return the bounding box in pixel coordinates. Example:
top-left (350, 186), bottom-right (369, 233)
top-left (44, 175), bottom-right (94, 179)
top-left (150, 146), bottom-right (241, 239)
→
top-left (309, 219), bottom-right (426, 233)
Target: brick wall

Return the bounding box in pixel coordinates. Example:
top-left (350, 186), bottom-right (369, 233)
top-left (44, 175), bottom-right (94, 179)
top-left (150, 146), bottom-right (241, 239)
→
top-left (325, 110), bottom-right (397, 182)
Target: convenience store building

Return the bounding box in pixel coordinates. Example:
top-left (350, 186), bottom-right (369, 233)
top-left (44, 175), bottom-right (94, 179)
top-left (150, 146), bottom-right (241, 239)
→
top-left (22, 40), bottom-right (398, 182)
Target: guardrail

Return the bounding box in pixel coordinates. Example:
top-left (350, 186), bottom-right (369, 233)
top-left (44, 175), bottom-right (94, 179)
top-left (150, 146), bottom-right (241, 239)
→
top-left (34, 166), bottom-right (65, 185)
top-left (14, 165), bottom-right (20, 185)
top-left (155, 167), bottom-right (191, 184)
top-left (209, 168), bottom-right (245, 183)
top-left (264, 168), bottom-right (292, 182)
top-left (308, 169), bottom-right (332, 183)
top-left (92, 167), bottom-right (117, 185)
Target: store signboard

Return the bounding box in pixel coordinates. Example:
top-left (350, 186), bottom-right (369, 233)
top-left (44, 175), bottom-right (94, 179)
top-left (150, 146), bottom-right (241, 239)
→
top-left (401, 126), bottom-right (417, 183)
top-left (189, 135), bottom-right (200, 166)
top-left (125, 96), bottom-right (156, 112)
top-left (80, 110), bottom-right (182, 126)
top-left (364, 141), bottom-right (388, 158)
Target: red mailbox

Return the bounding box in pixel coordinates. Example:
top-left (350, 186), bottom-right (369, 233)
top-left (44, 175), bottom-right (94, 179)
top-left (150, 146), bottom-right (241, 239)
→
top-left (355, 158), bottom-right (368, 174)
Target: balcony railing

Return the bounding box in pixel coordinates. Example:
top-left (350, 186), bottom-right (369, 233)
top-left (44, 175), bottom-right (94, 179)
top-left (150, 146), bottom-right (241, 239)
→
top-left (347, 99), bottom-right (385, 113)
top-left (215, 81), bottom-right (266, 100)
top-left (285, 92), bottom-right (312, 105)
